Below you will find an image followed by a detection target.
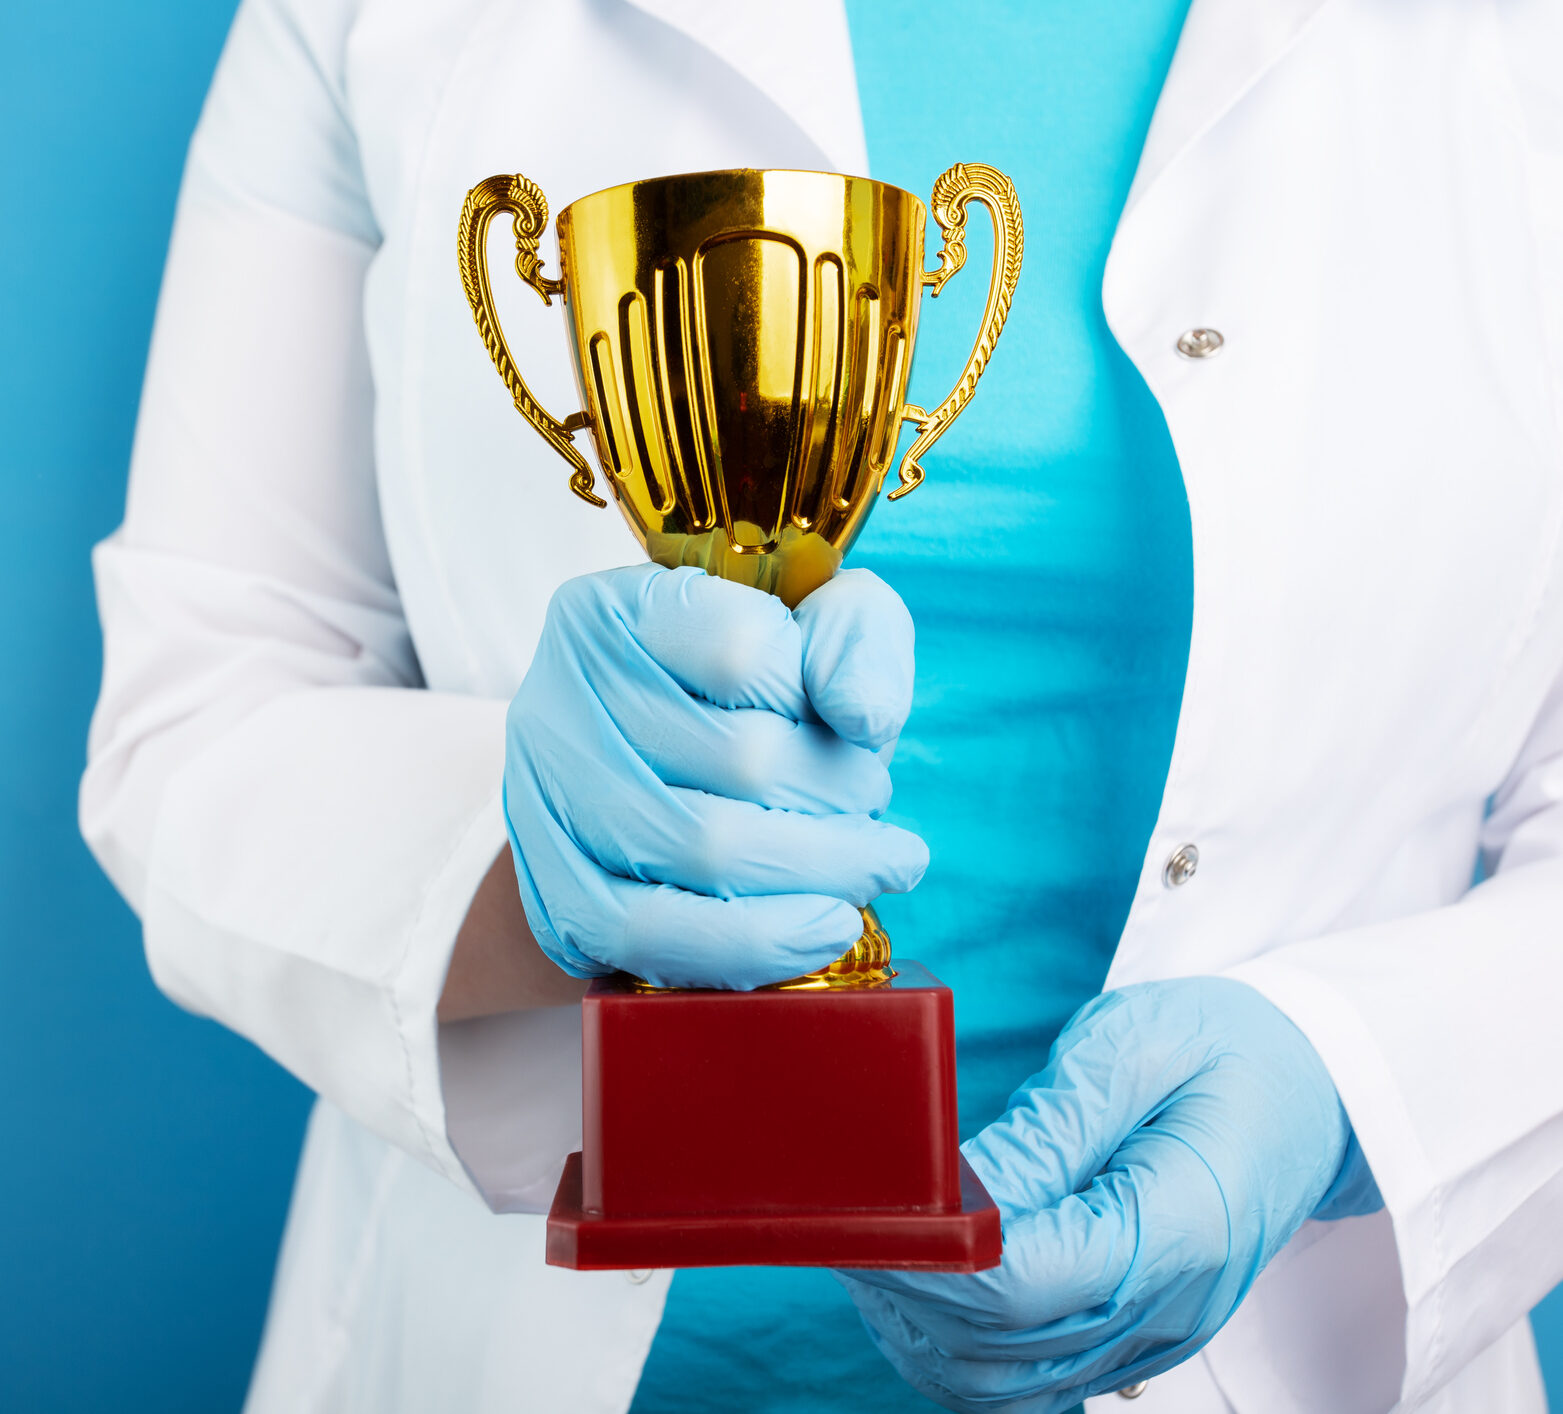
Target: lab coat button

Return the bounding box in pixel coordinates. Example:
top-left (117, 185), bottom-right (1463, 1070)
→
top-left (1176, 327), bottom-right (1224, 359)
top-left (626, 1269), bottom-right (653, 1285)
top-left (1163, 844), bottom-right (1199, 888)
top-left (1118, 1380), bottom-right (1149, 1398)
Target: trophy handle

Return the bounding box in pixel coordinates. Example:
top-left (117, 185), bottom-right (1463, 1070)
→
top-left (890, 163), bottom-right (1024, 500)
top-left (458, 173), bottom-right (605, 507)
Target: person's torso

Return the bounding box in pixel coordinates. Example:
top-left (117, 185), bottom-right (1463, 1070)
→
top-left (252, 3), bottom-right (1563, 1411)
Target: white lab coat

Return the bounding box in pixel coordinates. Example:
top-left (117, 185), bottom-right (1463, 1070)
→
top-left (80, 0), bottom-right (1563, 1409)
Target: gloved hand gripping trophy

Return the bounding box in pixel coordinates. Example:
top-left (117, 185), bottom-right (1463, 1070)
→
top-left (504, 562), bottom-right (926, 991)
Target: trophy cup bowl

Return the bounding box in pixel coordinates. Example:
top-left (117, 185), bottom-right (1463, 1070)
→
top-left (460, 165), bottom-right (1021, 1271)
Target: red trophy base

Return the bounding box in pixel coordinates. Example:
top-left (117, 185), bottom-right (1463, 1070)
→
top-left (546, 961), bottom-right (1001, 1272)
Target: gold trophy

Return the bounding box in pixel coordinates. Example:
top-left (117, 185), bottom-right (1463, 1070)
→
top-left (460, 166), bottom-right (1022, 1270)
top-left (459, 165), bottom-right (1021, 984)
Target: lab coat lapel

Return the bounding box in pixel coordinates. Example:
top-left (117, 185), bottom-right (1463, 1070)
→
top-left (1124, 0), bottom-right (1336, 215)
top-left (1102, 0), bottom-right (1336, 996)
top-left (619, 0), bottom-right (869, 176)
top-left (618, 0), bottom-right (1334, 208)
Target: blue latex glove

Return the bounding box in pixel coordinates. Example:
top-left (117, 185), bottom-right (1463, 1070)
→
top-left (837, 977), bottom-right (1383, 1410)
top-left (503, 563), bottom-right (927, 989)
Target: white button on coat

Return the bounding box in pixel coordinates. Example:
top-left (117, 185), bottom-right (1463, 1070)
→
top-left (1176, 327), bottom-right (1224, 358)
top-left (1163, 843), bottom-right (1200, 887)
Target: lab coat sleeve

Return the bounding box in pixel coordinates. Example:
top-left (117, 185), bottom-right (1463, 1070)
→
top-left (1219, 11), bottom-right (1563, 1405)
top-left (1223, 669), bottom-right (1563, 1407)
top-left (80, 0), bottom-right (531, 1204)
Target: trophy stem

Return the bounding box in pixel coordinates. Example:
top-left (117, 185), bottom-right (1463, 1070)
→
top-left (770, 905), bottom-right (893, 990)
top-left (627, 905), bottom-right (891, 993)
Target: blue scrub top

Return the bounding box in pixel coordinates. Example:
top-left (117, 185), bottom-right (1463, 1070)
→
top-left (630, 3), bottom-right (1194, 1409)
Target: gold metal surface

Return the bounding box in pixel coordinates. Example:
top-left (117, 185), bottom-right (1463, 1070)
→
top-left (768, 904), bottom-right (894, 990)
top-left (458, 175), bottom-right (604, 506)
top-left (625, 904), bottom-right (892, 993)
top-left (459, 165), bottom-right (1023, 985)
top-left (894, 163), bottom-right (1024, 499)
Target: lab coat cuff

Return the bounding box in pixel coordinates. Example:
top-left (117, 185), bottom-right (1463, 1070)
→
top-left (392, 785), bottom-right (512, 1195)
top-left (142, 781), bottom-right (507, 1202)
top-left (1220, 954), bottom-right (1443, 1407)
top-left (138, 687), bottom-right (518, 1206)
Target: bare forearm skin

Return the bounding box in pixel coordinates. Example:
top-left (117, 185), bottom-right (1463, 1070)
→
top-left (438, 849), bottom-right (590, 1021)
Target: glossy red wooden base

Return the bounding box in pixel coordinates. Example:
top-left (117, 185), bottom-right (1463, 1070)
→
top-left (545, 961), bottom-right (1001, 1271)
top-left (547, 1150), bottom-right (1000, 1270)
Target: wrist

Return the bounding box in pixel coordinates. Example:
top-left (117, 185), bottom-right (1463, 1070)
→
top-left (438, 847), bottom-right (590, 1022)
top-left (1312, 1123), bottom-right (1385, 1220)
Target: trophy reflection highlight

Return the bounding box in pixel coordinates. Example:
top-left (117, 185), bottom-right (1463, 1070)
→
top-left (460, 165), bottom-right (1021, 1271)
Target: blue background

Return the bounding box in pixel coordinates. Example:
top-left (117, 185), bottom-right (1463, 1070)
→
top-left (1, 5), bottom-right (311, 1412)
top-left (1, 3), bottom-right (1559, 1411)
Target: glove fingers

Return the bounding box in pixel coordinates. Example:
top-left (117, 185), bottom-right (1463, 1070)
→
top-left (605, 877), bottom-right (865, 989)
top-left (616, 691), bottom-right (893, 816)
top-left (618, 564), bottom-right (815, 718)
top-left (511, 696), bottom-right (922, 903)
top-left (543, 567), bottom-right (892, 815)
top-left (846, 1278), bottom-right (1171, 1413)
top-left (793, 568), bottom-right (916, 751)
top-left (953, 1320), bottom-right (1211, 1412)
top-left (841, 1281), bottom-right (1078, 1413)
top-left (837, 1179), bottom-right (1135, 1340)
top-left (964, 988), bottom-right (1223, 1216)
top-left (570, 782), bottom-right (927, 905)
top-left (525, 606), bottom-right (891, 816)
top-left (508, 764), bottom-right (863, 986)
top-left (843, 1129), bottom-right (1227, 1368)
top-left (504, 773), bottom-right (617, 977)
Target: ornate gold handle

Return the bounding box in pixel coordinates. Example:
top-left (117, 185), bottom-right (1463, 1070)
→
top-left (457, 173), bottom-right (604, 507)
top-left (891, 162), bottom-right (1024, 500)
